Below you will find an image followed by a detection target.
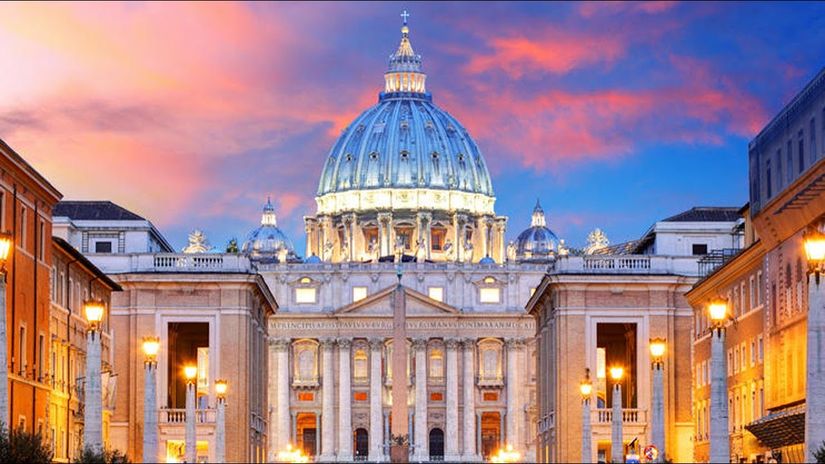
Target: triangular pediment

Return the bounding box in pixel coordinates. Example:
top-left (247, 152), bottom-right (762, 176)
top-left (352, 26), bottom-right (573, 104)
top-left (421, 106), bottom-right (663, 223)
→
top-left (335, 285), bottom-right (459, 316)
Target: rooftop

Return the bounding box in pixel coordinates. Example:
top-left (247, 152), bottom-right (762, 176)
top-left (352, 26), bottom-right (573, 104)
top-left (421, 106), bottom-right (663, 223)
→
top-left (54, 200), bottom-right (145, 221)
top-left (661, 207), bottom-right (741, 223)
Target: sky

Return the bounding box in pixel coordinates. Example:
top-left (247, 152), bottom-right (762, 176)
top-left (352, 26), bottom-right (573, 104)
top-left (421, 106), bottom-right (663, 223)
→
top-left (1, 1), bottom-right (824, 252)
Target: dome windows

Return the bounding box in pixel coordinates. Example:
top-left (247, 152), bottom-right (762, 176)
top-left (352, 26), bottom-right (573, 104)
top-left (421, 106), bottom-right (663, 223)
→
top-left (400, 150), bottom-right (410, 161)
top-left (369, 152), bottom-right (379, 161)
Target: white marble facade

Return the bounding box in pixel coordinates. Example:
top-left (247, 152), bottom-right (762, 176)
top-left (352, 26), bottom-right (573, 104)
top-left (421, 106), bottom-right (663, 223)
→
top-left (262, 262), bottom-right (543, 462)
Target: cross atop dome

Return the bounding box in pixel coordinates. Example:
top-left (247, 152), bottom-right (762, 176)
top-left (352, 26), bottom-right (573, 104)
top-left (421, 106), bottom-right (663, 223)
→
top-left (401, 10), bottom-right (410, 25)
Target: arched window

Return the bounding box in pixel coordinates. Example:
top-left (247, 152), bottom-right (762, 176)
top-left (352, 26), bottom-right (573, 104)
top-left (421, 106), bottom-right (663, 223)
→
top-left (292, 340), bottom-right (319, 386)
top-left (429, 349), bottom-right (444, 379)
top-left (353, 349), bottom-right (368, 381)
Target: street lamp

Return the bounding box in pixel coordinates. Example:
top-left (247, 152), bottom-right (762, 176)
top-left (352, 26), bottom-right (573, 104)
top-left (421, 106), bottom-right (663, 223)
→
top-left (649, 338), bottom-right (667, 463)
top-left (708, 298), bottom-right (729, 463)
top-left (215, 379), bottom-right (228, 463)
top-left (0, 231), bottom-right (12, 427)
top-left (609, 365), bottom-right (624, 464)
top-left (142, 337), bottom-right (160, 462)
top-left (184, 364), bottom-right (198, 463)
top-left (580, 369), bottom-right (593, 463)
top-left (83, 298), bottom-right (105, 452)
top-left (804, 225), bottom-right (825, 461)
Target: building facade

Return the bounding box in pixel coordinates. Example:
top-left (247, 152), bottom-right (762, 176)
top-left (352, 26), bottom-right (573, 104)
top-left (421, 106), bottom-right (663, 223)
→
top-left (527, 209), bottom-right (743, 463)
top-left (686, 67), bottom-right (825, 463)
top-left (0, 139), bottom-right (62, 435)
top-left (48, 237), bottom-right (121, 462)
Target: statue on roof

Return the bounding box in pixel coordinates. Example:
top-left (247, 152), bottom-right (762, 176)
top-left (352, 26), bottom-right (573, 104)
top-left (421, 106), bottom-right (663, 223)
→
top-left (584, 229), bottom-right (609, 255)
top-left (183, 229), bottom-right (212, 254)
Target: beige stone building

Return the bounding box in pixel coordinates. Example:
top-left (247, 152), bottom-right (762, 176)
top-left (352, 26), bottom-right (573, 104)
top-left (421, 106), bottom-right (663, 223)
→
top-left (527, 209), bottom-right (743, 463)
top-left (48, 236), bottom-right (121, 462)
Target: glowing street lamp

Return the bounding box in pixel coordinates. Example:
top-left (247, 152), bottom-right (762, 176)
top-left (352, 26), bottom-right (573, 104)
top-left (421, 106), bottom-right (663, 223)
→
top-left (489, 444), bottom-right (521, 463)
top-left (83, 298), bottom-right (106, 452)
top-left (609, 365), bottom-right (624, 463)
top-left (277, 443), bottom-right (310, 463)
top-left (142, 336), bottom-right (160, 462)
top-left (580, 369), bottom-right (593, 463)
top-left (215, 379), bottom-right (228, 463)
top-left (804, 224), bottom-right (825, 461)
top-left (184, 364), bottom-right (198, 463)
top-left (708, 299), bottom-right (729, 463)
top-left (650, 338), bottom-right (667, 462)
top-left (0, 231), bottom-right (12, 427)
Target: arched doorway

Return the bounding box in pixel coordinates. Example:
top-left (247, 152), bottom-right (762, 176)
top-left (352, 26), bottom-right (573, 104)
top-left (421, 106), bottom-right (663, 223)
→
top-left (429, 428), bottom-right (444, 460)
top-left (354, 428), bottom-right (368, 459)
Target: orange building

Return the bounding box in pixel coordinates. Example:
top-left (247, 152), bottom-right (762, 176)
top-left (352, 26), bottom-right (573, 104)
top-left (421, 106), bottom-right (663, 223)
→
top-left (0, 139), bottom-right (62, 433)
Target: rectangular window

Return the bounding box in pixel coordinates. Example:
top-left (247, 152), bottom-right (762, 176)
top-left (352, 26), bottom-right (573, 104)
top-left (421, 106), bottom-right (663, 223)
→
top-left (749, 276), bottom-right (755, 310)
top-left (740, 282), bottom-right (747, 313)
top-left (766, 158), bottom-right (773, 198)
top-left (692, 243), bottom-right (708, 255)
top-left (757, 271), bottom-right (763, 305)
top-left (811, 118), bottom-right (817, 163)
top-left (777, 148), bottom-right (783, 189)
top-left (799, 130), bottom-right (805, 173)
top-left (0, 191), bottom-right (4, 232)
top-left (787, 140), bottom-right (794, 182)
top-left (38, 334), bottom-right (44, 381)
top-left (479, 287), bottom-right (500, 303)
top-left (94, 241), bottom-right (112, 253)
top-left (19, 325), bottom-right (26, 376)
top-left (428, 287), bottom-right (444, 302)
top-left (38, 220), bottom-right (45, 260)
top-left (352, 286), bottom-right (368, 302)
top-left (295, 287), bottom-right (317, 304)
top-left (751, 340), bottom-right (756, 366)
top-left (19, 206), bottom-right (26, 248)
top-left (758, 335), bottom-right (764, 362)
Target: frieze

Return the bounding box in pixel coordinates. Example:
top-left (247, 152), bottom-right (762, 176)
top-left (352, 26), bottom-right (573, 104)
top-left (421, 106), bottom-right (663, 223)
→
top-left (270, 319), bottom-right (534, 332)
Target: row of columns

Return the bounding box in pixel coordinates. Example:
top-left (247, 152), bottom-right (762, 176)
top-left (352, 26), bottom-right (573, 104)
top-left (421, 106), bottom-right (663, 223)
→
top-left (271, 336), bottom-right (525, 462)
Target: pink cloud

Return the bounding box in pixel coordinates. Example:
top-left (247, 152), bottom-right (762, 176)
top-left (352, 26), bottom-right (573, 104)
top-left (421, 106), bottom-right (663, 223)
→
top-left (578, 1), bottom-right (678, 18)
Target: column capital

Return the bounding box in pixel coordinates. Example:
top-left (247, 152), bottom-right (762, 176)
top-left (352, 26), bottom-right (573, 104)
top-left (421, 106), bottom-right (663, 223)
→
top-left (445, 338), bottom-right (461, 350)
top-left (337, 338), bottom-right (352, 350)
top-left (504, 337), bottom-right (526, 349)
top-left (319, 337), bottom-right (336, 349)
top-left (270, 338), bottom-right (290, 351)
top-left (461, 338), bottom-right (477, 349)
top-left (412, 338), bottom-right (428, 351)
top-left (368, 337), bottom-right (384, 350)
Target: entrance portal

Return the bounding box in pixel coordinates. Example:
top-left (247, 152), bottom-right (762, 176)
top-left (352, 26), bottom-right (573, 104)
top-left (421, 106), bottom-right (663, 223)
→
top-left (354, 428), bottom-right (368, 459)
top-left (429, 428), bottom-right (444, 459)
top-left (480, 411), bottom-right (502, 459)
top-left (296, 412), bottom-right (317, 457)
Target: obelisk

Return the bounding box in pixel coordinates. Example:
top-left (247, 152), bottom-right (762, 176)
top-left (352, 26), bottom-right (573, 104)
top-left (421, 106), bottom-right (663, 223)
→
top-left (390, 251), bottom-right (409, 462)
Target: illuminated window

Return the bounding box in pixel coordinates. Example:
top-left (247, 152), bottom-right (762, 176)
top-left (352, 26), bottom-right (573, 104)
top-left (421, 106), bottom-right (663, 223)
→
top-left (295, 287), bottom-right (317, 304)
top-left (429, 349), bottom-right (444, 378)
top-left (300, 277), bottom-right (311, 284)
top-left (298, 392), bottom-right (314, 402)
top-left (428, 287), bottom-right (444, 302)
top-left (353, 287), bottom-right (368, 302)
top-left (430, 392), bottom-right (443, 401)
top-left (484, 276), bottom-right (495, 284)
top-left (479, 287), bottom-right (500, 303)
top-left (353, 391), bottom-right (368, 402)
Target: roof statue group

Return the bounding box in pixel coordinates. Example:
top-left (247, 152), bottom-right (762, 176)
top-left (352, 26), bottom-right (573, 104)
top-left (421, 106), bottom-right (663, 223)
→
top-left (183, 17), bottom-right (608, 264)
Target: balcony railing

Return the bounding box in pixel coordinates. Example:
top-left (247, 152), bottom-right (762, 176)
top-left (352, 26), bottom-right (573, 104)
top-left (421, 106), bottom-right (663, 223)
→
top-left (90, 253), bottom-right (253, 274)
top-left (476, 375), bottom-right (504, 387)
top-left (552, 255), bottom-right (701, 277)
top-left (593, 408), bottom-right (647, 424)
top-left (159, 408), bottom-right (217, 424)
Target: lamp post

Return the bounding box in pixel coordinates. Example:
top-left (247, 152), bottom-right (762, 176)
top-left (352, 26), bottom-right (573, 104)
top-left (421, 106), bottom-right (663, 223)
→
top-left (215, 379), bottom-right (227, 463)
top-left (708, 299), bottom-right (730, 463)
top-left (142, 337), bottom-right (160, 462)
top-left (804, 226), bottom-right (825, 461)
top-left (83, 298), bottom-right (105, 452)
top-left (184, 364), bottom-right (198, 463)
top-left (0, 231), bottom-right (12, 427)
top-left (609, 366), bottom-right (624, 463)
top-left (580, 369), bottom-right (593, 463)
top-left (649, 338), bottom-right (666, 463)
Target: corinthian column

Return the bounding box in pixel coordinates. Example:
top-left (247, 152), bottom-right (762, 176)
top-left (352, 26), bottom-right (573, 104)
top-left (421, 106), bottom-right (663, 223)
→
top-left (338, 338), bottom-right (353, 461)
top-left (272, 339), bottom-right (291, 456)
top-left (505, 338), bottom-right (519, 450)
top-left (412, 338), bottom-right (428, 461)
top-left (369, 338), bottom-right (385, 462)
top-left (462, 338), bottom-right (479, 461)
top-left (445, 338), bottom-right (461, 461)
top-left (319, 338), bottom-right (336, 461)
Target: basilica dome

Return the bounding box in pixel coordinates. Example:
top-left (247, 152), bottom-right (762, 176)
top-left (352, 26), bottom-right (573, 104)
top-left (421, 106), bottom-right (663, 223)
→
top-left (515, 200), bottom-right (559, 262)
top-left (315, 22), bottom-right (495, 216)
top-left (242, 199), bottom-right (299, 263)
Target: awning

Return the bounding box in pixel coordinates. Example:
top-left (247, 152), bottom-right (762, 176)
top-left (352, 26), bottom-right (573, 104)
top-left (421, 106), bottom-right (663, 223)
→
top-left (744, 405), bottom-right (805, 449)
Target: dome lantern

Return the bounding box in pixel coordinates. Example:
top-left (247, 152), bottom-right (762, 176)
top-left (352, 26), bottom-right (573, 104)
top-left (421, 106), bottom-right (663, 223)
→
top-left (383, 13), bottom-right (428, 97)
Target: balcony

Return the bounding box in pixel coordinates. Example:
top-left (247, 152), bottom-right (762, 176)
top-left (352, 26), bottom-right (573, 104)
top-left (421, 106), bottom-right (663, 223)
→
top-left (291, 377), bottom-right (320, 389)
top-left (476, 375), bottom-right (504, 388)
top-left (551, 255), bottom-right (701, 277)
top-left (593, 408), bottom-right (647, 424)
top-left (158, 408), bottom-right (217, 425)
top-left (89, 253), bottom-right (253, 274)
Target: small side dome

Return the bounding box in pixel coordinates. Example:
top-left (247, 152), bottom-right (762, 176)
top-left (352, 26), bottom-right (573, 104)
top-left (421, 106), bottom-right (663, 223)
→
top-left (479, 255), bottom-right (495, 264)
top-left (242, 198), bottom-right (299, 263)
top-left (515, 199), bottom-right (559, 262)
top-left (305, 254), bottom-right (322, 264)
